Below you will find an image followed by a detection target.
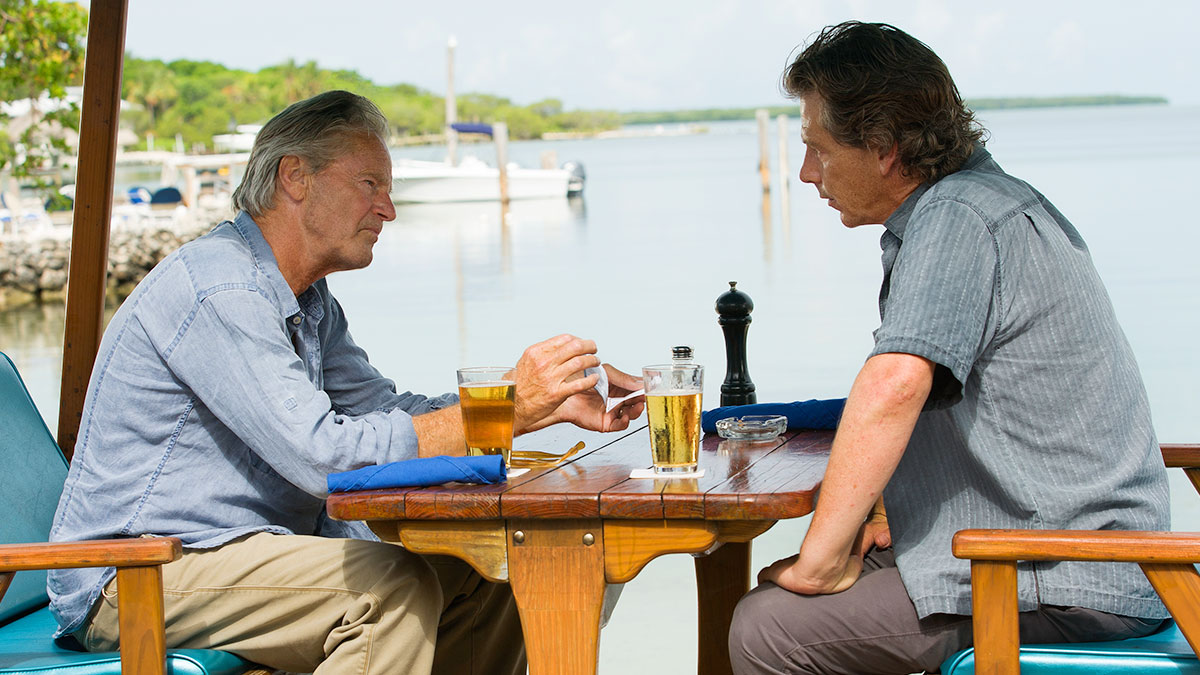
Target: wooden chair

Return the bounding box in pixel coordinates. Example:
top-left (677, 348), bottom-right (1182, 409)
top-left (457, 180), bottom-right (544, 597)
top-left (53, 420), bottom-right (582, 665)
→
top-left (942, 443), bottom-right (1200, 674)
top-left (0, 350), bottom-right (268, 675)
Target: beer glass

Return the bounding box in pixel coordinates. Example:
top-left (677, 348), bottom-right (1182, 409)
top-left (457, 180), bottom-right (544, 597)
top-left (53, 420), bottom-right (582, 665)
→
top-left (642, 363), bottom-right (704, 474)
top-left (457, 367), bottom-right (516, 465)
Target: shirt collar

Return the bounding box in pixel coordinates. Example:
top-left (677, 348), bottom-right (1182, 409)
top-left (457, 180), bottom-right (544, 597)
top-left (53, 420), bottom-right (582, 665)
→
top-left (230, 210), bottom-right (304, 321)
top-left (882, 143), bottom-right (992, 242)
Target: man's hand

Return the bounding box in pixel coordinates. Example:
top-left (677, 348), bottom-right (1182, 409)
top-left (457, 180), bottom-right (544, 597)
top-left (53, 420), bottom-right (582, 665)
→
top-left (757, 550), bottom-right (863, 595)
top-left (859, 513), bottom-right (891, 555)
top-left (759, 505), bottom-right (891, 595)
top-left (520, 364), bottom-right (646, 434)
top-left (512, 334), bottom-right (602, 433)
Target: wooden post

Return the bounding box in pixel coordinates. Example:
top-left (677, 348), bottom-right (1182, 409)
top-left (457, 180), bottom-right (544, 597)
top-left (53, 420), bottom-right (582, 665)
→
top-left (182, 165), bottom-right (198, 209)
top-left (494, 122), bottom-right (510, 206)
top-left (116, 565), bottom-right (168, 675)
top-left (756, 109), bottom-right (770, 193)
top-left (445, 36), bottom-right (458, 167)
top-left (970, 560), bottom-right (1020, 675)
top-left (58, 0), bottom-right (129, 460)
top-left (777, 114), bottom-right (791, 250)
top-left (694, 542), bottom-right (751, 675)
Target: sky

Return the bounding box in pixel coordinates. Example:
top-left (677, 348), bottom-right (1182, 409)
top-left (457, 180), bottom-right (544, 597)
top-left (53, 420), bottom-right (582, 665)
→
top-left (81, 0), bottom-right (1200, 111)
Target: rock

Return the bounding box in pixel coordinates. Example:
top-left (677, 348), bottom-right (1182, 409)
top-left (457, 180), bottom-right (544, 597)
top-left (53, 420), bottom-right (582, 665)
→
top-left (39, 268), bottom-right (67, 290)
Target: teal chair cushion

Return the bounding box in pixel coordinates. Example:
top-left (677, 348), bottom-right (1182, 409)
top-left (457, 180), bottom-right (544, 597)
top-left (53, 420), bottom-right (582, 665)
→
top-left (0, 607), bottom-right (255, 674)
top-left (942, 621), bottom-right (1199, 674)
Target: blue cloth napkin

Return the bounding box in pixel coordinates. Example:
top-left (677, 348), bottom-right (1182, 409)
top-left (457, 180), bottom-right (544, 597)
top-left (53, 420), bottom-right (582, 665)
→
top-left (327, 454), bottom-right (506, 493)
top-left (701, 398), bottom-right (846, 433)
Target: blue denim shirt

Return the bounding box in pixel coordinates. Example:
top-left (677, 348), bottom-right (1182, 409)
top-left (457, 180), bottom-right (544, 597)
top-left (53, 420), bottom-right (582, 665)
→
top-left (47, 212), bottom-right (455, 636)
top-left (872, 146), bottom-right (1168, 619)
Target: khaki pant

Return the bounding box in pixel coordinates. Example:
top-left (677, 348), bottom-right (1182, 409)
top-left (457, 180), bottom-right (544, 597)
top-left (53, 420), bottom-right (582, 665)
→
top-left (82, 532), bottom-right (526, 675)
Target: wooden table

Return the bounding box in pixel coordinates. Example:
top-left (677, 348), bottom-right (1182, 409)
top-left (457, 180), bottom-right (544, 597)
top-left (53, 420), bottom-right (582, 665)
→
top-left (326, 426), bottom-right (833, 675)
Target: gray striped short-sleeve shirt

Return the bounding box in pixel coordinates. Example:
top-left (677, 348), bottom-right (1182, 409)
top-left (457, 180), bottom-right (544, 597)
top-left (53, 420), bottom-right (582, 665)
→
top-left (872, 145), bottom-right (1170, 619)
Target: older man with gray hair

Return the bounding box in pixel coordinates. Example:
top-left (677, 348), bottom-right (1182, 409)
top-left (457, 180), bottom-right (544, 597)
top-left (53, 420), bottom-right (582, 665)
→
top-left (48, 90), bottom-right (643, 675)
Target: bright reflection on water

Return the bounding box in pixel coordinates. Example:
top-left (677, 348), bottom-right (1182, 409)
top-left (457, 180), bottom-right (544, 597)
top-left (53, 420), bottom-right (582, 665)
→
top-left (2, 104), bottom-right (1199, 674)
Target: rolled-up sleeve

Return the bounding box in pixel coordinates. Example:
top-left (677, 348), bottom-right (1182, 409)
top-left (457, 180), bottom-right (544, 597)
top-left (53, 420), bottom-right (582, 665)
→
top-left (870, 197), bottom-right (999, 403)
top-left (161, 287), bottom-right (423, 497)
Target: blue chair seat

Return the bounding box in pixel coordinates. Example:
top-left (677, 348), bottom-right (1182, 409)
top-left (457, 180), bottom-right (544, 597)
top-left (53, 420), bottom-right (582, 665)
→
top-left (942, 620), bottom-right (1199, 674)
top-left (0, 607), bottom-right (254, 674)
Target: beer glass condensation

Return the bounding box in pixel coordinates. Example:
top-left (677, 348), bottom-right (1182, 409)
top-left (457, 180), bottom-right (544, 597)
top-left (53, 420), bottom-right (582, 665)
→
top-left (457, 367), bottom-right (516, 465)
top-left (642, 363), bottom-right (704, 474)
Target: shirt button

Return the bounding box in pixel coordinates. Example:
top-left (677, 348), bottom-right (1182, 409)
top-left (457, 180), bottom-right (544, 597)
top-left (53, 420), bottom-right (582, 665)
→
top-left (292, 315), bottom-right (303, 325)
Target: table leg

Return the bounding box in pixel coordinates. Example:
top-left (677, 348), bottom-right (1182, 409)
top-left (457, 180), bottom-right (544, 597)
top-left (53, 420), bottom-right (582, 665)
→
top-left (694, 540), bottom-right (752, 675)
top-left (508, 519), bottom-right (606, 675)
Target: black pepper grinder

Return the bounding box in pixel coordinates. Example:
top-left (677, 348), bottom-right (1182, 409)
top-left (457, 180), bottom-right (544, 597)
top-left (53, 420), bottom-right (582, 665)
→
top-left (716, 281), bottom-right (757, 406)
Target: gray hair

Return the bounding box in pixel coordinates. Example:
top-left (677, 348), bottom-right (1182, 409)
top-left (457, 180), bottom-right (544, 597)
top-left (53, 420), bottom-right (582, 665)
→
top-left (231, 90), bottom-right (390, 217)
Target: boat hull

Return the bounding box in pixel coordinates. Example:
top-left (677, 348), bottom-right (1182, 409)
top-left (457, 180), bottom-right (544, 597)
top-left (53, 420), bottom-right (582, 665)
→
top-left (392, 164), bottom-right (572, 203)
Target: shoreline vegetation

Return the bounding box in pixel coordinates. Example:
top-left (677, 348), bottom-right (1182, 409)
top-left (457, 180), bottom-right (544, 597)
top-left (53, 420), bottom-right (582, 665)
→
top-left (116, 57), bottom-right (1167, 151)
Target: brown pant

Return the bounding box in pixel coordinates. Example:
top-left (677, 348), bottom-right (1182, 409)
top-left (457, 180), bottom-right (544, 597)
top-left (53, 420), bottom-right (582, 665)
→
top-left (82, 532), bottom-right (526, 675)
top-left (728, 548), bottom-right (1165, 675)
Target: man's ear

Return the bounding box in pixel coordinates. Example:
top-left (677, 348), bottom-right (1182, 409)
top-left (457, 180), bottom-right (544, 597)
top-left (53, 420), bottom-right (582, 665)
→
top-left (277, 155), bottom-right (309, 202)
top-left (877, 142), bottom-right (902, 177)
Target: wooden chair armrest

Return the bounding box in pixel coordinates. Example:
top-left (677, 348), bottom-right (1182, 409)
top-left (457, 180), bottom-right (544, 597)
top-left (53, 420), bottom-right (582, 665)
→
top-left (0, 537), bottom-right (181, 571)
top-left (954, 528), bottom-right (1200, 675)
top-left (1162, 443), bottom-right (1200, 468)
top-left (953, 529), bottom-right (1200, 564)
top-left (0, 538), bottom-right (181, 675)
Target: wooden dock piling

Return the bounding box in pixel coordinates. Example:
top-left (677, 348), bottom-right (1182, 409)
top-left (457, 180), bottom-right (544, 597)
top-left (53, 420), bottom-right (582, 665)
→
top-left (756, 109), bottom-right (770, 193)
top-left (494, 121), bottom-right (510, 206)
top-left (778, 114), bottom-right (791, 248)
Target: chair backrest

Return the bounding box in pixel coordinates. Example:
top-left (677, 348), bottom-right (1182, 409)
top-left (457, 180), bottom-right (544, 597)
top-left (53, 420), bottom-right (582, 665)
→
top-left (0, 351), bottom-right (69, 624)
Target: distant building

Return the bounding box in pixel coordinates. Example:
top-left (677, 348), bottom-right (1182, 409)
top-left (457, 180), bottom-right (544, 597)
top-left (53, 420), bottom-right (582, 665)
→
top-left (212, 124), bottom-right (262, 153)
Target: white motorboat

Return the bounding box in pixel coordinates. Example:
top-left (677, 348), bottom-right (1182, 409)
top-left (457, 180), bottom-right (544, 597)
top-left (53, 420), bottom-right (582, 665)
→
top-left (391, 156), bottom-right (584, 203)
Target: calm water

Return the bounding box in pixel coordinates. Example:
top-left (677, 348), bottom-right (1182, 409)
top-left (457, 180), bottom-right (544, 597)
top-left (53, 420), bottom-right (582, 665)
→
top-left (3, 104), bottom-right (1199, 673)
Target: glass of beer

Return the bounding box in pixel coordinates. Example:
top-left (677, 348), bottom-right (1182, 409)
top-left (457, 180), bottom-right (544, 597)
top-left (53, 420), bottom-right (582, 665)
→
top-left (642, 363), bottom-right (703, 474)
top-left (457, 367), bottom-right (516, 465)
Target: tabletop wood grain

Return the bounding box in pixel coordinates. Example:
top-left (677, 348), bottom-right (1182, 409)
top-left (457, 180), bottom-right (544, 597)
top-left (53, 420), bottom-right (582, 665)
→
top-left (327, 426), bottom-right (833, 523)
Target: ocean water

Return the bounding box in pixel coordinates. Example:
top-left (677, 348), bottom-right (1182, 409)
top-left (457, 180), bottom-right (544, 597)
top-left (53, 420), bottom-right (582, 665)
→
top-left (2, 104), bottom-right (1198, 673)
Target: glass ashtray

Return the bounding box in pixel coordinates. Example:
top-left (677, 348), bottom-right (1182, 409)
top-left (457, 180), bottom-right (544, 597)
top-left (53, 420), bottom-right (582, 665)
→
top-left (715, 415), bottom-right (787, 440)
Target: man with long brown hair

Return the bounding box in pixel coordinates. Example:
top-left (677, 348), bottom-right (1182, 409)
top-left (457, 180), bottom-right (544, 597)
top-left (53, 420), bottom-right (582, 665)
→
top-left (729, 22), bottom-right (1170, 674)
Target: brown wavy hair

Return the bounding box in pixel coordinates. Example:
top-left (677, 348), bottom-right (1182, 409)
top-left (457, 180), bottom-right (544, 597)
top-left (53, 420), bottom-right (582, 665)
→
top-left (782, 21), bottom-right (985, 183)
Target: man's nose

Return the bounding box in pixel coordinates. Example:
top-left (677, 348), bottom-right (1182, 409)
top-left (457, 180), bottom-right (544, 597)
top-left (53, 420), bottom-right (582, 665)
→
top-left (377, 191), bottom-right (396, 222)
top-left (798, 149), bottom-right (819, 185)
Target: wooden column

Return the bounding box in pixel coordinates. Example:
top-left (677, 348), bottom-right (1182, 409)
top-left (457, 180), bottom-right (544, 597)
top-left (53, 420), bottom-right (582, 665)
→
top-left (57, 0), bottom-right (129, 460)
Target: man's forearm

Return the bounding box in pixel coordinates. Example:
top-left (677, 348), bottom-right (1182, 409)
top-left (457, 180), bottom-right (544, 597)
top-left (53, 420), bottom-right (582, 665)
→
top-left (796, 352), bottom-right (933, 587)
top-left (411, 405), bottom-right (466, 457)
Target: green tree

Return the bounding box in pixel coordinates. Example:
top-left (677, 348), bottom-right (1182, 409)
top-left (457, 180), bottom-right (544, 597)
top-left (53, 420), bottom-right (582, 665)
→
top-left (116, 55), bottom-right (623, 153)
top-left (0, 0), bottom-right (87, 186)
top-left (122, 57), bottom-right (178, 129)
